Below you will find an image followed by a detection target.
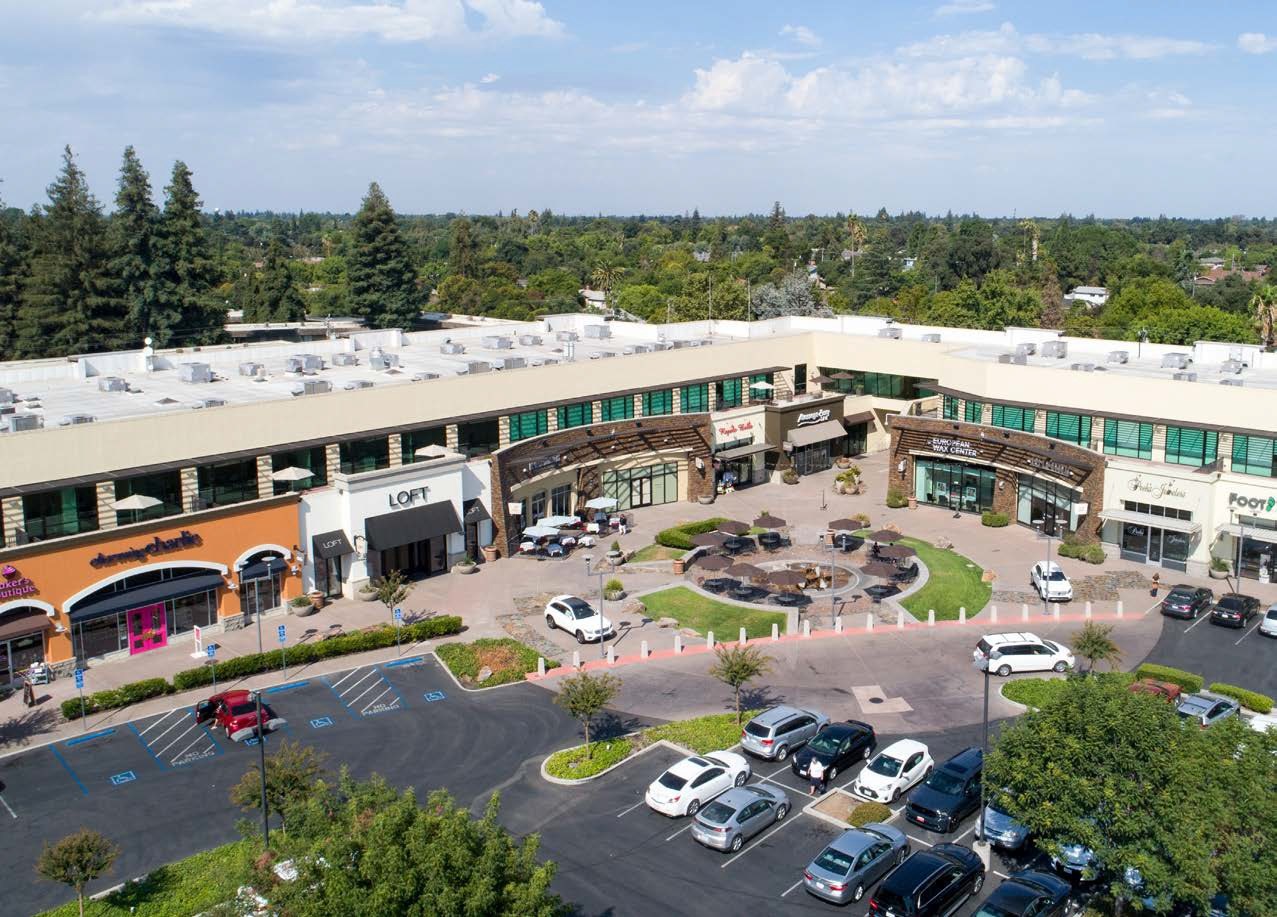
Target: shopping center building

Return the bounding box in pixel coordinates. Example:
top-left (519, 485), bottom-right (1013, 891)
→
top-left (0, 312), bottom-right (1275, 678)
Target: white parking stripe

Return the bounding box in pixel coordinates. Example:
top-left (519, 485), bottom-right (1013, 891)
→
top-left (338, 670), bottom-right (379, 699)
top-left (137, 709), bottom-right (182, 737)
top-left (170, 733), bottom-right (211, 764)
top-left (1184, 613), bottom-right (1212, 633)
top-left (144, 713), bottom-right (191, 747)
top-left (950, 824), bottom-right (976, 844)
top-left (721, 810), bottom-right (802, 868)
top-left (328, 666), bottom-right (366, 690)
top-left (761, 774), bottom-right (813, 799)
top-left (1236, 620), bottom-right (1264, 645)
top-left (154, 724), bottom-right (201, 759)
top-left (346, 678), bottom-right (384, 708)
top-left (616, 800), bottom-right (647, 818)
top-left (0, 794), bottom-right (16, 819)
top-left (665, 823), bottom-right (693, 842)
top-left (360, 686), bottom-right (395, 714)
top-left (908, 834), bottom-right (935, 847)
top-left (994, 870), bottom-right (1010, 879)
top-left (781, 879), bottom-right (804, 897)
top-left (764, 761), bottom-right (792, 779)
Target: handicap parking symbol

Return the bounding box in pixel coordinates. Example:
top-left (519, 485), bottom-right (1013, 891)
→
top-left (310, 716), bottom-right (334, 729)
top-left (424, 691), bottom-right (446, 703)
top-left (245, 736), bottom-right (260, 746)
top-left (110, 771), bottom-right (136, 786)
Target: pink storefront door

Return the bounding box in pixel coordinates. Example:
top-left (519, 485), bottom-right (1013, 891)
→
top-left (126, 603), bottom-right (168, 655)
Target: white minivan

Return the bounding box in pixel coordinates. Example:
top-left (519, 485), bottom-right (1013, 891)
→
top-left (973, 632), bottom-right (1074, 677)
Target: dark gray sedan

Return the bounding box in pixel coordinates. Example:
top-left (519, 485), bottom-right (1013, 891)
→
top-left (690, 785), bottom-right (790, 853)
top-left (803, 822), bottom-right (910, 905)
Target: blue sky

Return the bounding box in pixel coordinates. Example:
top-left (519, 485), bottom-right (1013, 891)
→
top-left (2, 0), bottom-right (1276, 217)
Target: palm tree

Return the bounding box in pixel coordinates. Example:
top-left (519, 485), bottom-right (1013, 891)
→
top-left (846, 216), bottom-right (867, 278)
top-left (590, 264), bottom-right (626, 314)
top-left (1018, 219), bottom-right (1040, 264)
top-left (1070, 621), bottom-right (1123, 673)
top-left (1251, 283), bottom-right (1277, 350)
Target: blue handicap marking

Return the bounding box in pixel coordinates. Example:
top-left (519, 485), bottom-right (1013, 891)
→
top-left (277, 624), bottom-right (287, 644)
top-left (74, 669), bottom-right (84, 689)
top-left (424, 691), bottom-right (446, 703)
top-left (110, 771), bottom-right (136, 786)
top-left (207, 644), bottom-right (216, 658)
top-left (394, 606), bottom-right (403, 622)
top-left (245, 736), bottom-right (260, 746)
top-left (310, 716), bottom-right (334, 729)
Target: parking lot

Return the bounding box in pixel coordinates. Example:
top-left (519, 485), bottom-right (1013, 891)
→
top-left (1143, 597), bottom-right (1276, 698)
top-left (500, 721), bottom-right (1065, 917)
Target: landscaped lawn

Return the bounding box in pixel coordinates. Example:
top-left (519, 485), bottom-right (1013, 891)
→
top-left (628, 543), bottom-right (685, 563)
top-left (894, 536), bottom-right (992, 621)
top-left (638, 586), bottom-right (786, 639)
top-left (544, 711), bottom-right (760, 779)
top-left (436, 638), bottom-right (557, 686)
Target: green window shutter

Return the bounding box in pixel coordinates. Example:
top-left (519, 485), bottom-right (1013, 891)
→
top-left (1080, 415), bottom-right (1092, 444)
top-left (681, 384), bottom-right (708, 413)
top-left (509, 410), bottom-right (547, 442)
top-left (556, 402), bottom-right (593, 430)
top-left (991, 405), bottom-right (1004, 427)
top-left (1204, 430), bottom-right (1218, 464)
top-left (943, 396), bottom-right (959, 420)
top-left (1138, 423), bottom-right (1153, 457)
top-left (964, 401), bottom-right (983, 423)
top-left (643, 389), bottom-right (673, 416)
top-left (601, 396), bottom-right (633, 421)
top-left (1045, 411), bottom-right (1060, 438)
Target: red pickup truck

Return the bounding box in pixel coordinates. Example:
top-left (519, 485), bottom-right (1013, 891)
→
top-left (195, 690), bottom-right (285, 742)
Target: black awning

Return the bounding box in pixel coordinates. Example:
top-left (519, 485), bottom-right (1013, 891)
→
top-left (365, 501), bottom-right (462, 551)
top-left (843, 411), bottom-right (875, 426)
top-left (69, 571), bottom-right (226, 623)
top-left (463, 499), bottom-right (491, 524)
top-left (239, 556), bottom-right (287, 581)
top-left (0, 608), bottom-right (52, 641)
top-left (312, 530), bottom-right (354, 560)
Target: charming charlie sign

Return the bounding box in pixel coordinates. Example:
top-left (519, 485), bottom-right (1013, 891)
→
top-left (90, 530), bottom-right (202, 567)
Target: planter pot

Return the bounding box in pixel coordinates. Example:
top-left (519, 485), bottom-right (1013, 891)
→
top-left (672, 558), bottom-right (687, 575)
top-left (907, 496), bottom-right (918, 509)
top-left (307, 590), bottom-right (326, 610)
top-left (481, 545), bottom-right (500, 563)
top-left (698, 494), bottom-right (716, 505)
top-left (604, 590), bottom-right (626, 602)
top-left (357, 589), bottom-right (378, 603)
top-left (289, 602), bottom-right (317, 617)
top-left (607, 552), bottom-right (623, 566)
top-left (454, 563), bottom-right (478, 575)
top-left (1208, 567), bottom-right (1230, 580)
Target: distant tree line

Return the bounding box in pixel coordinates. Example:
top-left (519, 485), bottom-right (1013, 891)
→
top-left (5, 149), bottom-right (1277, 361)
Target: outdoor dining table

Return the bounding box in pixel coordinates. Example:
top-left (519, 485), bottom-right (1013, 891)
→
top-left (730, 584), bottom-right (757, 600)
top-left (833, 533), bottom-right (861, 552)
top-left (757, 531), bottom-right (782, 551)
top-left (722, 537), bottom-right (750, 555)
top-left (703, 577), bottom-right (738, 593)
top-left (771, 592), bottom-right (804, 607)
top-left (545, 543), bottom-right (566, 558)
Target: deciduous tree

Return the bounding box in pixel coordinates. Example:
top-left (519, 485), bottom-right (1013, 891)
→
top-left (1070, 621), bottom-right (1122, 672)
top-left (230, 739), bottom-right (330, 834)
top-left (554, 672), bottom-right (620, 756)
top-left (709, 644), bottom-right (773, 725)
top-left (35, 828), bottom-right (121, 917)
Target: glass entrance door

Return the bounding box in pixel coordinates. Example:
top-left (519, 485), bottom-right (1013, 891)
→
top-left (1148, 530), bottom-right (1162, 564)
top-left (630, 476), bottom-right (653, 508)
top-left (428, 536), bottom-right (448, 576)
top-left (239, 574), bottom-right (282, 621)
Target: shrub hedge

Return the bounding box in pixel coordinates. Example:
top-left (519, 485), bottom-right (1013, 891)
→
top-left (981, 512), bottom-right (1010, 527)
top-left (655, 517), bottom-right (727, 550)
top-left (847, 801), bottom-right (893, 827)
top-left (1134, 662), bottom-right (1203, 694)
top-left (61, 616), bottom-right (463, 720)
top-left (544, 737), bottom-right (633, 780)
top-left (1208, 682), bottom-right (1274, 714)
top-left (1059, 541), bottom-right (1106, 564)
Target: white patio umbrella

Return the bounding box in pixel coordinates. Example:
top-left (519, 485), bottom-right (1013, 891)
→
top-left (269, 466), bottom-right (315, 482)
top-left (585, 496), bottom-right (618, 510)
top-left (415, 444), bottom-right (449, 459)
top-left (521, 525), bottom-right (561, 539)
top-left (749, 380), bottom-right (775, 391)
top-left (110, 494), bottom-right (162, 511)
top-left (537, 515), bottom-right (578, 528)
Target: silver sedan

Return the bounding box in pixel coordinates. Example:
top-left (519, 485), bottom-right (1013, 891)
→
top-left (690, 785), bottom-right (790, 853)
top-left (803, 822), bottom-right (910, 905)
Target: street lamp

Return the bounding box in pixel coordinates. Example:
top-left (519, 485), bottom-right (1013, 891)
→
top-left (1232, 507), bottom-right (1246, 596)
top-left (1032, 518), bottom-right (1054, 616)
top-left (584, 555), bottom-right (606, 658)
top-left (250, 689), bottom-right (270, 850)
top-left (827, 533), bottom-right (838, 627)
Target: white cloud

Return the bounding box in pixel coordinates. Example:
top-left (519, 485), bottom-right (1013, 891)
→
top-left (904, 22), bottom-right (1211, 61)
top-left (934, 0), bottom-right (995, 17)
top-left (92, 0), bottom-right (563, 43)
top-left (479, 72), bottom-right (500, 83)
top-left (779, 24), bottom-right (821, 47)
top-left (1238, 32), bottom-right (1277, 54)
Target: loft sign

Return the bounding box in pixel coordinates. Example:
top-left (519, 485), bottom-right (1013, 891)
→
top-left (387, 486), bottom-right (429, 509)
top-left (90, 531), bottom-right (202, 567)
top-left (796, 409), bottom-right (831, 426)
top-left (927, 436), bottom-right (979, 459)
top-left (0, 564), bottom-right (36, 599)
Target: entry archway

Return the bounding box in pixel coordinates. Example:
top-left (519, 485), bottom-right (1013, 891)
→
top-left (0, 601), bottom-right (55, 683)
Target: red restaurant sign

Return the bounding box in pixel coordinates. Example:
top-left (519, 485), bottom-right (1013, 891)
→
top-left (717, 420), bottom-right (754, 437)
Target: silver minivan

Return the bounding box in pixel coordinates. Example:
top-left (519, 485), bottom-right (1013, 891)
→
top-left (739, 704), bottom-right (830, 761)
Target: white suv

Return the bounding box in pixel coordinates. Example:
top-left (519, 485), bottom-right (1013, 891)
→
top-left (1030, 561), bottom-right (1073, 601)
top-left (973, 632), bottom-right (1074, 677)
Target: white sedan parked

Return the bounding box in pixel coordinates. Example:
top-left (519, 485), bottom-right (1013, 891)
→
top-left (853, 739), bottom-right (933, 803)
top-left (1031, 561), bottom-right (1073, 602)
top-left (645, 751), bottom-right (751, 817)
top-left (544, 594), bottom-right (614, 643)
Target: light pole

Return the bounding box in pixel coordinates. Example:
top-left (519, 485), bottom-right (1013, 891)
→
top-left (1232, 508), bottom-right (1246, 596)
top-left (972, 651), bottom-right (998, 845)
top-left (1032, 518), bottom-right (1053, 616)
top-left (251, 690), bottom-right (270, 850)
top-left (828, 534), bottom-right (838, 627)
top-left (584, 555), bottom-right (606, 658)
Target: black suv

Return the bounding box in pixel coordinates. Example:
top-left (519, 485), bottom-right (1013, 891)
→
top-left (868, 843), bottom-right (985, 917)
top-left (1210, 593), bottom-right (1261, 628)
top-left (1160, 585), bottom-right (1213, 620)
top-left (904, 746), bottom-right (982, 833)
top-left (972, 869), bottom-right (1071, 917)
top-left (791, 720), bottom-right (877, 783)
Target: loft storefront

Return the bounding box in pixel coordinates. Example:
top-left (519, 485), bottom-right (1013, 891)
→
top-left (0, 497), bottom-right (302, 675)
top-left (890, 415), bottom-right (1104, 540)
top-left (1099, 464), bottom-right (1210, 574)
top-left (300, 454), bottom-right (492, 596)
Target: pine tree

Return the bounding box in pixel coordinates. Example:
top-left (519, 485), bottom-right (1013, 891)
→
top-left (0, 200), bottom-right (24, 360)
top-left (18, 146), bottom-right (125, 357)
top-left (108, 146), bottom-right (163, 344)
top-left (448, 216), bottom-right (478, 279)
top-left (155, 161), bottom-right (225, 345)
top-left (255, 239), bottom-right (305, 322)
top-left (347, 182), bottom-right (422, 328)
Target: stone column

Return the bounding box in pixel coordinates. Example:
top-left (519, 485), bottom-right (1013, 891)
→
top-left (445, 424), bottom-right (460, 450)
top-left (546, 408), bottom-right (559, 433)
top-left (1, 495), bottom-right (23, 547)
top-left (387, 433), bottom-right (403, 467)
top-left (180, 467), bottom-right (199, 513)
top-left (256, 455), bottom-right (273, 496)
top-left (325, 443), bottom-right (341, 481)
top-left (672, 386), bottom-right (682, 414)
top-left (95, 481), bottom-right (118, 531)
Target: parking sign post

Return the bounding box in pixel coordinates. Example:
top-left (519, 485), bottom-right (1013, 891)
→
top-left (74, 669), bottom-right (86, 731)
top-left (207, 644), bottom-right (218, 694)
top-left (278, 624), bottom-right (287, 680)
top-left (394, 607), bottom-right (403, 656)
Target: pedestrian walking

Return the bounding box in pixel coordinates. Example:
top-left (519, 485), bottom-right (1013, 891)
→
top-left (808, 757), bottom-right (827, 796)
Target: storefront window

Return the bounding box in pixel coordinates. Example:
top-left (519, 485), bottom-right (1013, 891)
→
top-left (1163, 426), bottom-right (1218, 467)
top-left (715, 378), bottom-right (743, 409)
top-left (551, 484), bottom-right (572, 516)
top-left (401, 426), bottom-right (446, 464)
top-left (339, 436), bottom-right (390, 474)
top-left (1016, 474), bottom-right (1082, 533)
top-left (991, 405), bottom-right (1035, 433)
top-left (508, 410), bottom-right (548, 442)
top-left (196, 458), bottom-right (259, 508)
top-left (1044, 411), bottom-right (1092, 447)
top-left (0, 630), bottom-right (45, 683)
top-left (816, 368), bottom-right (924, 399)
top-left (271, 446), bottom-right (327, 494)
top-left (168, 590), bottom-right (217, 636)
top-left (793, 364), bottom-right (807, 395)
top-left (914, 458), bottom-right (996, 514)
top-left (1102, 419), bottom-right (1153, 460)
top-left (1231, 434), bottom-right (1277, 478)
top-left (556, 401), bottom-right (594, 430)
top-left (749, 372), bottom-right (774, 390)
top-left (1236, 518), bottom-right (1277, 580)
top-left (942, 395), bottom-right (960, 420)
top-left (530, 491), bottom-right (547, 521)
top-left (642, 389), bottom-right (674, 416)
top-left (114, 470), bottom-right (184, 525)
top-left (21, 485), bottom-right (98, 540)
top-left (457, 418), bottom-right (500, 457)
top-left (963, 401), bottom-right (984, 424)
top-left (602, 463), bottom-right (678, 511)
top-left (680, 384), bottom-right (709, 413)
top-left (600, 395), bottom-right (634, 421)
top-left (76, 614), bottom-right (126, 658)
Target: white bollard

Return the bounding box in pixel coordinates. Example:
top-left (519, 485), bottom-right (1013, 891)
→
top-left (1052, 604), bottom-right (1060, 622)
top-left (897, 610), bottom-right (905, 630)
top-left (537, 657), bottom-right (546, 677)
top-left (959, 607), bottom-right (966, 624)
top-left (674, 634), bottom-right (683, 654)
top-left (835, 616), bottom-right (843, 634)
top-left (803, 619), bottom-right (812, 638)
top-left (927, 609), bottom-right (935, 627)
top-left (572, 650), bottom-right (581, 669)
top-left (707, 630), bottom-right (715, 649)
top-left (640, 640), bottom-right (649, 659)
top-left (771, 622), bottom-right (780, 641)
top-left (991, 605), bottom-right (998, 623)
top-left (1085, 601), bottom-right (1093, 618)
top-left (1021, 603), bottom-right (1029, 621)
top-left (1116, 600), bottom-right (1124, 618)
top-left (607, 646), bottom-right (615, 664)
top-left (738, 626), bottom-right (747, 646)
top-left (866, 612), bottom-right (874, 632)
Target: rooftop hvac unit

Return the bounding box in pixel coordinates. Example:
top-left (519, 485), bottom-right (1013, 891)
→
top-left (632, 343), bottom-right (653, 353)
top-left (501, 356), bottom-right (526, 370)
top-left (61, 413), bottom-right (96, 425)
top-left (0, 405), bottom-right (12, 415)
top-left (6, 413), bottom-right (41, 432)
top-left (332, 353), bottom-right (357, 367)
top-left (292, 379), bottom-right (332, 396)
top-left (178, 362), bottom-right (212, 384)
top-left (877, 327), bottom-right (902, 340)
top-left (1173, 371), bottom-right (1198, 382)
top-left (239, 361), bottom-right (264, 377)
top-left (1160, 353), bottom-right (1192, 369)
top-left (466, 361), bottom-right (491, 374)
top-left (1221, 359), bottom-right (1245, 374)
top-left (481, 335), bottom-right (513, 349)
top-left (201, 398), bottom-right (226, 408)
top-left (921, 333), bottom-right (941, 343)
top-left (285, 354), bottom-right (324, 373)
top-left (517, 334), bottom-right (543, 346)
top-left (622, 345), bottom-right (637, 355)
top-left (369, 352), bottom-right (400, 371)
top-left (1069, 363), bottom-right (1097, 372)
top-left (588, 351), bottom-right (615, 360)
top-left (997, 353), bottom-right (1028, 365)
top-left (1107, 350), bottom-right (1129, 364)
top-left (1220, 378), bottom-right (1245, 387)
top-left (583, 325), bottom-right (611, 339)
top-left (1229, 347), bottom-right (1244, 362)
top-left (343, 380), bottom-right (374, 390)
top-left (1039, 341), bottom-right (1068, 359)
top-left (98, 376), bottom-right (128, 392)
top-left (1015, 342), bottom-right (1037, 357)
top-left (439, 342), bottom-right (466, 355)
top-left (555, 331), bottom-right (579, 343)
top-left (412, 372), bottom-right (439, 381)
top-left (0, 388), bottom-right (12, 404)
